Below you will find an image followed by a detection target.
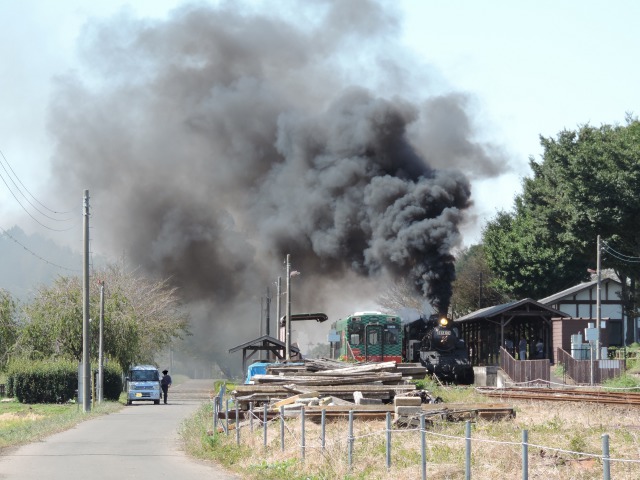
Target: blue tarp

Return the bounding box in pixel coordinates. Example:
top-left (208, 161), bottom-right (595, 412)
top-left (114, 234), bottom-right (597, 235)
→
top-left (245, 362), bottom-right (304, 384)
top-left (245, 362), bottom-right (271, 384)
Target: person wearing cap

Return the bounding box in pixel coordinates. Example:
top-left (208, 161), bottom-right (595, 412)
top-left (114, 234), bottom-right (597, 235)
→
top-left (160, 369), bottom-right (172, 404)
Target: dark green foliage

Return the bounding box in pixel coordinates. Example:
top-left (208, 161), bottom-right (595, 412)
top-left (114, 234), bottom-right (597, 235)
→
top-left (483, 118), bottom-right (640, 302)
top-left (7, 359), bottom-right (77, 403)
top-left (6, 359), bottom-right (122, 403)
top-left (100, 364), bottom-right (124, 401)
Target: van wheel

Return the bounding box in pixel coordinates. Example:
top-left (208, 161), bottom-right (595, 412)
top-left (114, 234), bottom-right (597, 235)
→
top-left (154, 400), bottom-right (160, 405)
top-left (126, 399), bottom-right (132, 406)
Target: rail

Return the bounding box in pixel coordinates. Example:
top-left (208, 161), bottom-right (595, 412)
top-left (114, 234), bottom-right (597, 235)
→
top-left (476, 386), bottom-right (640, 405)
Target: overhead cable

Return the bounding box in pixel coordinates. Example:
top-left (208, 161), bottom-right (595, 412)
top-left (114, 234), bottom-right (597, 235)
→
top-left (0, 227), bottom-right (79, 272)
top-left (0, 149), bottom-right (73, 218)
top-left (601, 241), bottom-right (640, 264)
top-left (0, 169), bottom-right (76, 232)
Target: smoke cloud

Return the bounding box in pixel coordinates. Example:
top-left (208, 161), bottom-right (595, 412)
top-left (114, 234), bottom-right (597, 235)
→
top-left (47, 0), bottom-right (506, 367)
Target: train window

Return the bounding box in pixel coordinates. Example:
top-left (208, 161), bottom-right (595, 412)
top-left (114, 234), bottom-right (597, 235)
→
top-left (368, 330), bottom-right (379, 345)
top-left (384, 325), bottom-right (399, 344)
top-left (350, 322), bottom-right (363, 338)
top-left (350, 334), bottom-right (360, 345)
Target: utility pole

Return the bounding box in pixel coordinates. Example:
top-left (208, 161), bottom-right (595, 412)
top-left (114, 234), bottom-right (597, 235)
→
top-left (276, 276), bottom-right (282, 340)
top-left (265, 286), bottom-right (271, 337)
top-left (596, 235), bottom-right (602, 360)
top-left (98, 281), bottom-right (105, 403)
top-left (82, 190), bottom-right (91, 413)
top-left (285, 255), bottom-right (291, 360)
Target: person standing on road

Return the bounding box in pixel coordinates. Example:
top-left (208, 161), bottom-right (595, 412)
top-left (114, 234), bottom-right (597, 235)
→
top-left (161, 369), bottom-right (172, 404)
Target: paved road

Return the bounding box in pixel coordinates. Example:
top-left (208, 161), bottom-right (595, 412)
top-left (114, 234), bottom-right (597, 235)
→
top-left (0, 379), bottom-right (239, 480)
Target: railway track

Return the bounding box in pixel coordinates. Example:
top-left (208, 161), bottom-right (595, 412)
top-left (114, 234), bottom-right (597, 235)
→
top-left (476, 386), bottom-right (640, 406)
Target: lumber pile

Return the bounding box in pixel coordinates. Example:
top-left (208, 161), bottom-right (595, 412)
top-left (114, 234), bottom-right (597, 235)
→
top-left (232, 359), bottom-right (420, 411)
top-left (226, 358), bottom-right (514, 425)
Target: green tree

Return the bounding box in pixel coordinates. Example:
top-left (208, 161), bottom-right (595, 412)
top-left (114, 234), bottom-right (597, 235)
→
top-left (483, 118), bottom-right (640, 322)
top-left (0, 288), bottom-right (20, 367)
top-left (15, 264), bottom-right (190, 371)
top-left (20, 276), bottom-right (84, 360)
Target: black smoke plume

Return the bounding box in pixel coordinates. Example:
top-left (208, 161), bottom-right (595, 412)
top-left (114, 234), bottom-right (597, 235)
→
top-left (47, 1), bottom-right (505, 365)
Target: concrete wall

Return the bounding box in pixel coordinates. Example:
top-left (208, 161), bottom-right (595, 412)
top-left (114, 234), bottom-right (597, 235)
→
top-left (473, 366), bottom-right (498, 387)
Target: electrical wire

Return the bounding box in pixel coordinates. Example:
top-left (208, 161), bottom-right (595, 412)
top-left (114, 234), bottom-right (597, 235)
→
top-left (0, 149), bottom-right (77, 232)
top-left (0, 149), bottom-right (73, 219)
top-left (601, 241), bottom-right (640, 264)
top-left (0, 226), bottom-right (79, 272)
top-left (0, 169), bottom-right (76, 232)
top-left (602, 241), bottom-right (640, 260)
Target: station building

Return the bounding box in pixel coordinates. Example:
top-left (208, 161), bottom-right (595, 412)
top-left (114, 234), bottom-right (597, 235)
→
top-left (456, 277), bottom-right (628, 366)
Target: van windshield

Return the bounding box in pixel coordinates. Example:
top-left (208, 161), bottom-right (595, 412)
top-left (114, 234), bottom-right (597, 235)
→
top-left (131, 370), bottom-right (159, 381)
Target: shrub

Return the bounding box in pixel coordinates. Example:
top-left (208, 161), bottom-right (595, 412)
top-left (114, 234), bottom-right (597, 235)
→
top-left (8, 359), bottom-right (77, 403)
top-left (100, 364), bottom-right (123, 401)
top-left (5, 358), bottom-right (123, 403)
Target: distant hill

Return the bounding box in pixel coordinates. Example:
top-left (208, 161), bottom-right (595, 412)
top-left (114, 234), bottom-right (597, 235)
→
top-left (0, 226), bottom-right (83, 300)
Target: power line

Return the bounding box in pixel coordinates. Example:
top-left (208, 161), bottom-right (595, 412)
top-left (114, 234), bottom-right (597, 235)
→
top-left (0, 168), bottom-right (76, 232)
top-left (601, 241), bottom-right (640, 264)
top-left (0, 149), bottom-right (77, 232)
top-left (0, 150), bottom-right (73, 220)
top-left (0, 227), bottom-right (79, 273)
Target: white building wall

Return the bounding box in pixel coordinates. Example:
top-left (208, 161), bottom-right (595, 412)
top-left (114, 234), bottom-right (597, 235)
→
top-left (575, 290), bottom-right (592, 301)
top-left (577, 304), bottom-right (592, 317)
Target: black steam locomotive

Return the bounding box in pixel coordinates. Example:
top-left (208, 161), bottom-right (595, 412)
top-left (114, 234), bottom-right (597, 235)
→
top-left (404, 315), bottom-right (474, 385)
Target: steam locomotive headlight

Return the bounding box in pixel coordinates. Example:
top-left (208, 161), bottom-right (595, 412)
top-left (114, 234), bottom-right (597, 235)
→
top-left (439, 317), bottom-right (449, 327)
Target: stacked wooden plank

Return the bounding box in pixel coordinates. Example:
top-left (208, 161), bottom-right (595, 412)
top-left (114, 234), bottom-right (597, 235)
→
top-left (226, 358), bottom-right (515, 424)
top-left (232, 359), bottom-right (417, 410)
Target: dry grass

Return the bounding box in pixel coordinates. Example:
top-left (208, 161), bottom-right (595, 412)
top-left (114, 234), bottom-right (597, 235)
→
top-left (183, 390), bottom-right (640, 480)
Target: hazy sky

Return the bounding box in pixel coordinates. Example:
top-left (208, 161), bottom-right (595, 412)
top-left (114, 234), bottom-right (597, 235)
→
top-left (3, 1), bottom-right (639, 248)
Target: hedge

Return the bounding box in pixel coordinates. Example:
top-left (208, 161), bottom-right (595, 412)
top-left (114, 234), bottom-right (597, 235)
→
top-left (5, 359), bottom-right (123, 403)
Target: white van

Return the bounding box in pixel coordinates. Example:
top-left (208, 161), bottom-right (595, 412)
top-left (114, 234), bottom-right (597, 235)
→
top-left (126, 365), bottom-right (161, 405)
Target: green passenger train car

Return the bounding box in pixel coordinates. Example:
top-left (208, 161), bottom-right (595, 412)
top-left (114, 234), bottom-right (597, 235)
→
top-left (332, 311), bottom-right (403, 362)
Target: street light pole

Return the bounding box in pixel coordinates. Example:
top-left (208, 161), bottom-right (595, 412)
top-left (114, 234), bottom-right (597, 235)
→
top-left (285, 255), bottom-right (291, 360)
top-left (275, 276), bottom-right (282, 340)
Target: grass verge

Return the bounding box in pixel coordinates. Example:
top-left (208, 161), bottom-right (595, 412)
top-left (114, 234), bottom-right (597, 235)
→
top-left (181, 382), bottom-right (640, 479)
